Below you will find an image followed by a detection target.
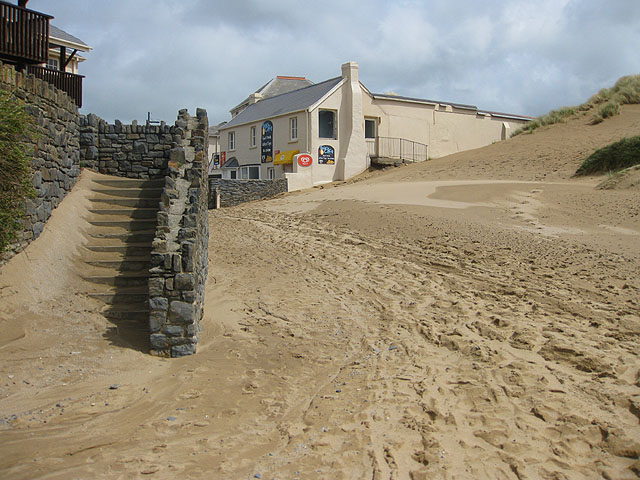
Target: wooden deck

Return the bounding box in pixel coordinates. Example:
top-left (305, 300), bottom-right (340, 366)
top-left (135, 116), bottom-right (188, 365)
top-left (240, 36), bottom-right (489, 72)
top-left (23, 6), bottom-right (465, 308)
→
top-left (0, 0), bottom-right (51, 65)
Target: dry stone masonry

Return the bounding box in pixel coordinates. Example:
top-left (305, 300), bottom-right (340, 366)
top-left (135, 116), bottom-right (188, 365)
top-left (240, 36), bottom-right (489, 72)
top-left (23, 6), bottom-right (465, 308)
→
top-left (148, 109), bottom-right (209, 357)
top-left (0, 61), bottom-right (81, 261)
top-left (78, 115), bottom-right (180, 179)
top-left (208, 178), bottom-right (288, 208)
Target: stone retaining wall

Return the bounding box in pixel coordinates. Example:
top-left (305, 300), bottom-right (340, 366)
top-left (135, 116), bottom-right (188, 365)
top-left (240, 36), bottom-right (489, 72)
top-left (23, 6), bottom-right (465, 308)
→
top-left (78, 114), bottom-right (181, 179)
top-left (208, 178), bottom-right (288, 208)
top-left (149, 109), bottom-right (209, 357)
top-left (0, 61), bottom-right (81, 263)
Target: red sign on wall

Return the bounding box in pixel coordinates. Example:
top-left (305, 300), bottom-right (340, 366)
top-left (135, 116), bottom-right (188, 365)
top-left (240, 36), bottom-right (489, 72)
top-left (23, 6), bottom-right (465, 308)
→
top-left (221, 151), bottom-right (226, 166)
top-left (298, 154), bottom-right (313, 167)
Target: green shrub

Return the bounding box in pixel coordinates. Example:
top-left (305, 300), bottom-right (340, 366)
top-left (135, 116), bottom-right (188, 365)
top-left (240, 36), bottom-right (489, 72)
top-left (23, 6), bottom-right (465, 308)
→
top-left (0, 89), bottom-right (36, 252)
top-left (575, 136), bottom-right (640, 176)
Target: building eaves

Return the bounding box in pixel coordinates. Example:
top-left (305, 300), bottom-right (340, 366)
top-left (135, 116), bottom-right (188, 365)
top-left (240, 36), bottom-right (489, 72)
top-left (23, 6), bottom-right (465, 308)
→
top-left (222, 76), bottom-right (343, 130)
top-left (478, 110), bottom-right (536, 121)
top-left (373, 92), bottom-right (477, 111)
top-left (49, 25), bottom-right (92, 51)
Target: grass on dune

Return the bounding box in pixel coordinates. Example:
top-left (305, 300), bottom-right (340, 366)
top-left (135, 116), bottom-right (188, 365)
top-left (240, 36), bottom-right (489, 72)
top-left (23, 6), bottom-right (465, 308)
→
top-left (512, 74), bottom-right (640, 136)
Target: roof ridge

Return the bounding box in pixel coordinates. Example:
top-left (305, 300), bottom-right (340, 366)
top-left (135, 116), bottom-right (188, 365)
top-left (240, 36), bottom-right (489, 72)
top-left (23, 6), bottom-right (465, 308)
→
top-left (255, 76), bottom-right (341, 103)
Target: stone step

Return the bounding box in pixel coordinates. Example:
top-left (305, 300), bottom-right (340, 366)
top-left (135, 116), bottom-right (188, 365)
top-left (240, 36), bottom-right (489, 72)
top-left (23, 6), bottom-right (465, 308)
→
top-left (103, 317), bottom-right (149, 335)
top-left (371, 157), bottom-right (411, 167)
top-left (90, 197), bottom-right (160, 208)
top-left (89, 290), bottom-right (149, 305)
top-left (88, 208), bottom-right (159, 219)
top-left (87, 231), bottom-right (156, 243)
top-left (84, 244), bottom-right (152, 256)
top-left (84, 257), bottom-right (150, 272)
top-left (88, 219), bottom-right (157, 230)
top-left (92, 178), bottom-right (165, 188)
top-left (83, 274), bottom-right (149, 287)
top-left (101, 305), bottom-right (149, 321)
top-left (92, 188), bottom-right (164, 199)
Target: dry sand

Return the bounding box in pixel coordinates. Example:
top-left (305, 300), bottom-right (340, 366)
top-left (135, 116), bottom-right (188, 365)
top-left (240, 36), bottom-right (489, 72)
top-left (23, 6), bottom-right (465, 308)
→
top-left (1, 106), bottom-right (639, 479)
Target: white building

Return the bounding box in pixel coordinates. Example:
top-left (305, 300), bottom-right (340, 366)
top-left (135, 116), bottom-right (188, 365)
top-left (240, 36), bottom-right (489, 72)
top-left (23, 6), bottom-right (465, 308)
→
top-left (218, 62), bottom-right (531, 191)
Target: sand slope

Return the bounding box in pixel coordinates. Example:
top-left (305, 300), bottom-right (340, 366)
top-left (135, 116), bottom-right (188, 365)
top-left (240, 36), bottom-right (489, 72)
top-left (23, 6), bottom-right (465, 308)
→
top-left (1, 107), bottom-right (639, 479)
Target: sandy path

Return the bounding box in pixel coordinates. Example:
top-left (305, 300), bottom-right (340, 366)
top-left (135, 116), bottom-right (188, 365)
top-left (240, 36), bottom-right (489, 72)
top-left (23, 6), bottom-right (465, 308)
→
top-left (202, 184), bottom-right (640, 478)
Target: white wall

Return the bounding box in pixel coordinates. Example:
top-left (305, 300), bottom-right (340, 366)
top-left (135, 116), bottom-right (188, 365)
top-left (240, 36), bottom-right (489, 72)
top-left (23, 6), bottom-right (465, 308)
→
top-left (363, 93), bottom-right (529, 159)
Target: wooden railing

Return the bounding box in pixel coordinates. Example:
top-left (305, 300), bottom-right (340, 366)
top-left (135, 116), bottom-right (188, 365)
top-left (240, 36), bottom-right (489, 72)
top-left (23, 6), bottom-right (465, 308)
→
top-left (0, 1), bottom-right (51, 64)
top-left (27, 65), bottom-right (84, 107)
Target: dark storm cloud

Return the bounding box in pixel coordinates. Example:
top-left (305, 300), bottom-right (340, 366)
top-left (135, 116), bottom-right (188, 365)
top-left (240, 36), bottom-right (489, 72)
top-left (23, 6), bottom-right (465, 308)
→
top-left (25, 0), bottom-right (640, 123)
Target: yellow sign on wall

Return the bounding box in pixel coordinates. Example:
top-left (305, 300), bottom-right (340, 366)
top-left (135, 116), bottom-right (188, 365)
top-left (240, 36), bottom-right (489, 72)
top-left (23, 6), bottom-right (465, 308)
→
top-left (274, 149), bottom-right (300, 165)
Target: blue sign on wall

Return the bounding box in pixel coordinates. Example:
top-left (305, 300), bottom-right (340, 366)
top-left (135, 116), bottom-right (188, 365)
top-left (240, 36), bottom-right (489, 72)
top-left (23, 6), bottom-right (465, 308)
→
top-left (318, 145), bottom-right (335, 165)
top-left (261, 121), bottom-right (273, 163)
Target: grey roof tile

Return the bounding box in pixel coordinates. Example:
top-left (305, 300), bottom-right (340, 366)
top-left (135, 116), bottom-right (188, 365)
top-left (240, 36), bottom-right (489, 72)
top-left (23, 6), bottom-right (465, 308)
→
top-left (260, 76), bottom-right (314, 98)
top-left (230, 76), bottom-right (314, 114)
top-left (223, 77), bottom-right (342, 129)
top-left (49, 24), bottom-right (90, 50)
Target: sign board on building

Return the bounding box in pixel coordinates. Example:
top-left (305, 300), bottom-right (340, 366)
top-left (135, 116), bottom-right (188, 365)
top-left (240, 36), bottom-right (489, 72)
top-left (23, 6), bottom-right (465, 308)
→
top-left (261, 121), bottom-right (273, 163)
top-left (297, 154), bottom-right (312, 167)
top-left (274, 150), bottom-right (300, 165)
top-left (318, 145), bottom-right (335, 165)
top-left (221, 151), bottom-right (226, 166)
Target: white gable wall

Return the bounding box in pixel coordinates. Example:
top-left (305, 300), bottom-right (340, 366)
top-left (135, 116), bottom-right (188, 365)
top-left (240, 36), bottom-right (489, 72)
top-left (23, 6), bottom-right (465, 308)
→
top-left (221, 110), bottom-right (308, 179)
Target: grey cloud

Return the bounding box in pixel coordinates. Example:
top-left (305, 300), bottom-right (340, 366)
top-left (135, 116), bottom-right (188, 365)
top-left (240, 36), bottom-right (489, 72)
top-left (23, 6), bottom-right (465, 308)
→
top-left (24, 0), bottom-right (640, 122)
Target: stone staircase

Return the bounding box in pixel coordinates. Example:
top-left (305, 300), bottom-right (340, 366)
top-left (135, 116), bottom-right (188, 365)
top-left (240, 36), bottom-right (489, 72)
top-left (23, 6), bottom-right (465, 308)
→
top-left (80, 176), bottom-right (164, 345)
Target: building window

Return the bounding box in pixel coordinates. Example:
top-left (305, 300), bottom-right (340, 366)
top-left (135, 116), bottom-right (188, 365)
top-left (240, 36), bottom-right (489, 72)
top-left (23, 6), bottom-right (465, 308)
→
top-left (289, 117), bottom-right (298, 141)
top-left (47, 58), bottom-right (59, 70)
top-left (230, 170), bottom-right (237, 179)
top-left (241, 166), bottom-right (260, 180)
top-left (365, 119), bottom-right (376, 139)
top-left (250, 126), bottom-right (256, 147)
top-left (319, 110), bottom-right (336, 139)
top-left (268, 167), bottom-right (275, 180)
top-left (228, 131), bottom-right (236, 150)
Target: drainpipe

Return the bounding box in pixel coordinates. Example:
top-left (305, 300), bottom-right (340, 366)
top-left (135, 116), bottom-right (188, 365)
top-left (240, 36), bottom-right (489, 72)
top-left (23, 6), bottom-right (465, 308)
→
top-left (306, 108), bottom-right (311, 158)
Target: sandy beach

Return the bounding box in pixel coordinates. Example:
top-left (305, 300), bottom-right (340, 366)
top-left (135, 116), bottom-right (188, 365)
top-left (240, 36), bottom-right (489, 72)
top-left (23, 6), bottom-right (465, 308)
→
top-left (1, 106), bottom-right (639, 479)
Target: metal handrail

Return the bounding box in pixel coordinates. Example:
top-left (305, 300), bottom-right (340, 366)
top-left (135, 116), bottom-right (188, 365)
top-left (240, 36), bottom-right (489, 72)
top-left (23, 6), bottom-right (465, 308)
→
top-left (374, 136), bottom-right (428, 163)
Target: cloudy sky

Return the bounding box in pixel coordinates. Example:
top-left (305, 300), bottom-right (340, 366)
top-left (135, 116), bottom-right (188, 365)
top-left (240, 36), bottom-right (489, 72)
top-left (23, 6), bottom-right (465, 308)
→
top-left (27, 0), bottom-right (640, 124)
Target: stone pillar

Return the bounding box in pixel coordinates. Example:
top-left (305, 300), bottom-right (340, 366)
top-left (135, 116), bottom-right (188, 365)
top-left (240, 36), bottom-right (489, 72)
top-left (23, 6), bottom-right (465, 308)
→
top-left (149, 108), bottom-right (209, 357)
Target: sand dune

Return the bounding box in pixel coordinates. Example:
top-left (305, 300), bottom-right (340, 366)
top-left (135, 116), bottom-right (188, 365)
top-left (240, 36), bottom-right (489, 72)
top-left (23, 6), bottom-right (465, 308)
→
top-left (1, 106), bottom-right (639, 479)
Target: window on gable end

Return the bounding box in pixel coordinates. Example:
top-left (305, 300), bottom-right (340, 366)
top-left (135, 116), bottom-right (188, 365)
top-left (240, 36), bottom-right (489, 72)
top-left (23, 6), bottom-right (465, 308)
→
top-left (319, 110), bottom-right (336, 139)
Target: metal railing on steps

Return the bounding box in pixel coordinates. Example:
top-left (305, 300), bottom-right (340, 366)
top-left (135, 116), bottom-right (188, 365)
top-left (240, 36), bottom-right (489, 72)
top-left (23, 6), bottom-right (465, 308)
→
top-left (369, 136), bottom-right (429, 163)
